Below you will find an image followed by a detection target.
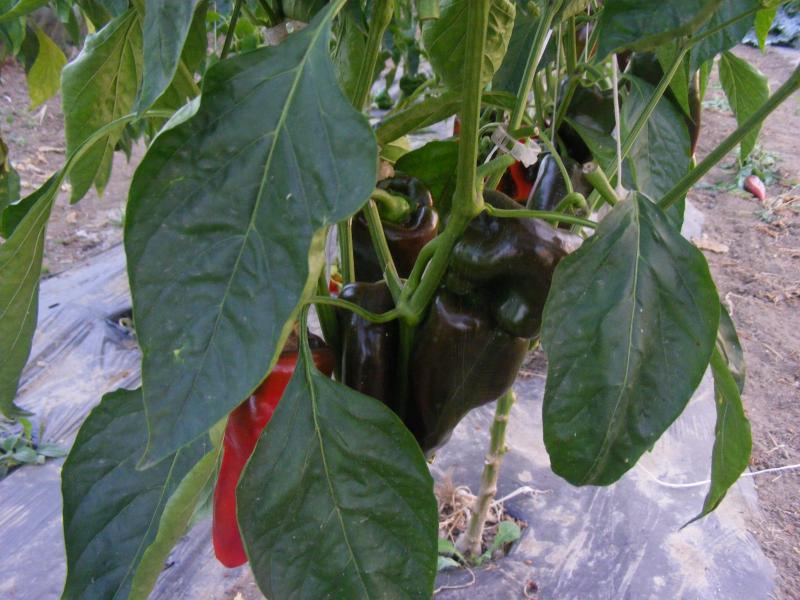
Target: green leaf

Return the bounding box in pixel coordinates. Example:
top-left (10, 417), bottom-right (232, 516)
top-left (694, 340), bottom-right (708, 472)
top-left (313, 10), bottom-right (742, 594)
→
top-left (687, 344), bottom-right (752, 525)
top-left (0, 136), bottom-right (20, 215)
top-left (237, 351), bottom-right (438, 599)
top-left (595, 0), bottom-right (722, 60)
top-left (690, 0), bottom-right (759, 71)
top-left (61, 388), bottom-right (212, 600)
top-left (754, 7), bottom-right (777, 51)
top-left (437, 556), bottom-right (460, 571)
top-left (1, 172), bottom-right (56, 238)
top-left (0, 0), bottom-right (47, 23)
top-left (61, 9), bottom-right (143, 203)
top-left (716, 303), bottom-right (745, 393)
top-left (542, 194), bottom-right (719, 486)
top-left (125, 3), bottom-right (377, 468)
top-left (128, 441), bottom-right (219, 600)
top-left (0, 180), bottom-right (56, 418)
top-left (655, 44), bottom-right (691, 117)
top-left (492, 5), bottom-right (553, 94)
top-left (422, 0), bottom-right (516, 91)
top-left (718, 51), bottom-right (770, 160)
top-left (622, 75), bottom-right (691, 229)
top-left (136, 0), bottom-right (201, 113)
top-left (395, 140), bottom-right (458, 216)
top-left (27, 27), bottom-right (67, 108)
top-left (282, 0), bottom-right (328, 22)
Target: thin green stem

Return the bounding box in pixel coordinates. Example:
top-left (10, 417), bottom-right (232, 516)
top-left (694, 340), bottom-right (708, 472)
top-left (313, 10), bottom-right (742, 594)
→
top-left (485, 204), bottom-right (596, 229)
top-left (583, 163), bottom-right (619, 207)
top-left (660, 64), bottom-right (800, 210)
top-left (689, 6), bottom-right (761, 47)
top-left (308, 296), bottom-right (401, 323)
top-left (364, 200), bottom-right (403, 300)
top-left (477, 154), bottom-right (516, 180)
top-left (351, 0), bottom-right (394, 110)
top-left (371, 188), bottom-right (412, 223)
top-left (401, 0), bottom-right (490, 323)
top-left (337, 220), bottom-right (355, 284)
top-left (462, 389), bottom-right (516, 558)
top-left (551, 76), bottom-right (577, 135)
top-left (315, 268), bottom-right (341, 377)
top-left (221, 0), bottom-right (244, 59)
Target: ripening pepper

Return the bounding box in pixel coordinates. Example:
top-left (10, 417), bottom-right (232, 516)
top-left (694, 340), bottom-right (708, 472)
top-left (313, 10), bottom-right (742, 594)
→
top-left (212, 333), bottom-right (335, 568)
top-left (352, 174), bottom-right (438, 282)
top-left (336, 281), bottom-right (401, 415)
top-left (525, 153), bottom-right (591, 214)
top-left (409, 190), bottom-right (568, 452)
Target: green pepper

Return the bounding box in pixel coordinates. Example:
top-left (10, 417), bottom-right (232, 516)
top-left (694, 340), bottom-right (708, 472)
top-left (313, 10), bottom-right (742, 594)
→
top-left (409, 190), bottom-right (568, 452)
top-left (352, 175), bottom-right (439, 282)
top-left (337, 281), bottom-right (401, 415)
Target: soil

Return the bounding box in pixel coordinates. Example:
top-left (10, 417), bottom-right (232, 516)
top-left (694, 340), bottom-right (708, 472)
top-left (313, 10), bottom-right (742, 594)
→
top-left (1, 41), bottom-right (799, 599)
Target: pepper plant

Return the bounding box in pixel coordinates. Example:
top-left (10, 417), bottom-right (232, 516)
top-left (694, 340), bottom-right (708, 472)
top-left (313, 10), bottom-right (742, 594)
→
top-left (1, 0), bottom-right (798, 598)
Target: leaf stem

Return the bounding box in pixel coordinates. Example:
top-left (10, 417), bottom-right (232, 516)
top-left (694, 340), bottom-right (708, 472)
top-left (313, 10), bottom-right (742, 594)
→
top-left (537, 133), bottom-right (573, 195)
top-left (221, 0), bottom-right (244, 59)
top-left (583, 162), bottom-right (619, 206)
top-left (462, 389), bottom-right (516, 558)
top-left (351, 0), bottom-right (394, 110)
top-left (363, 199), bottom-right (403, 301)
top-left (337, 220), bottom-right (355, 284)
top-left (309, 296), bottom-right (401, 323)
top-left (484, 204), bottom-right (596, 229)
top-left (660, 64), bottom-right (800, 210)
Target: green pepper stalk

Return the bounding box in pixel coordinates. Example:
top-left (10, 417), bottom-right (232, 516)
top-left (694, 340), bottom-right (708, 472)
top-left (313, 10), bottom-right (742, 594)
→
top-left (399, 0), bottom-right (491, 324)
top-left (462, 389), bottom-right (516, 558)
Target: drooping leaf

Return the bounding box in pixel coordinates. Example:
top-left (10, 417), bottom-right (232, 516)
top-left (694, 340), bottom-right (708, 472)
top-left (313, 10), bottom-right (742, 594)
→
top-left (27, 27), bottom-right (67, 108)
top-left (237, 351), bottom-right (438, 599)
top-left (61, 9), bottom-right (142, 203)
top-left (331, 0), bottom-right (368, 102)
top-left (542, 193), bottom-right (720, 486)
top-left (685, 305), bottom-right (749, 524)
top-left (0, 179), bottom-right (57, 418)
top-left (61, 388), bottom-right (212, 600)
top-left (623, 75), bottom-right (691, 229)
top-left (595, 0), bottom-right (722, 60)
top-left (125, 3), bottom-right (377, 468)
top-left (128, 437), bottom-right (220, 600)
top-left (754, 7), bottom-right (777, 51)
top-left (0, 172), bottom-right (56, 238)
top-left (136, 0), bottom-right (202, 113)
top-left (690, 0), bottom-right (759, 71)
top-left (718, 51), bottom-right (770, 161)
top-left (0, 0), bottom-right (47, 23)
top-left (395, 140), bottom-right (458, 216)
top-left (422, 0), bottom-right (516, 91)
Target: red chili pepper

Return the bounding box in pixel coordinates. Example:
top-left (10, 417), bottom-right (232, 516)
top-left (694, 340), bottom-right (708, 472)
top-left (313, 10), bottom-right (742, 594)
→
top-left (744, 175), bottom-right (766, 202)
top-left (212, 337), bottom-right (335, 567)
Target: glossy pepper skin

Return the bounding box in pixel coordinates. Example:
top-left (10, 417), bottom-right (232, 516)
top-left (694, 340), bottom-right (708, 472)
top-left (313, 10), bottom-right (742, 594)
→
top-left (409, 290), bottom-right (529, 453)
top-left (352, 175), bottom-right (438, 282)
top-left (410, 190), bottom-right (567, 452)
top-left (212, 334), bottom-right (335, 568)
top-left (336, 281), bottom-right (401, 415)
top-left (526, 153), bottom-right (590, 214)
top-left (558, 84), bottom-right (615, 163)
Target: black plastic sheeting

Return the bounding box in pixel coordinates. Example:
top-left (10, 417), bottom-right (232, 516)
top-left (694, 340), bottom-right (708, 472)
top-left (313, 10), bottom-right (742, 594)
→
top-left (0, 242), bottom-right (774, 599)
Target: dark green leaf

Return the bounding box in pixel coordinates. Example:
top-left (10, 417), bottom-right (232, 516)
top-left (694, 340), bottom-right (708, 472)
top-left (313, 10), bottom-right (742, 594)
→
top-left (238, 352), bottom-right (438, 599)
top-left (125, 4), bottom-right (377, 467)
top-left (331, 0), bottom-right (368, 102)
top-left (0, 136), bottom-right (20, 216)
top-left (61, 388), bottom-right (212, 600)
top-left (655, 44), bottom-right (691, 117)
top-left (136, 0), bottom-right (202, 113)
top-left (422, 0), bottom-right (516, 91)
top-left (395, 140), bottom-right (458, 215)
top-left (691, 0), bottom-right (759, 71)
top-left (754, 7), bottom-right (777, 51)
top-left (0, 172), bottom-right (56, 238)
top-left (61, 9), bottom-right (142, 203)
top-left (716, 303), bottom-right (745, 393)
top-left (718, 51), bottom-right (770, 160)
top-left (0, 180), bottom-right (56, 418)
top-left (282, 0), bottom-right (328, 22)
top-left (686, 345), bottom-right (751, 524)
top-left (622, 75), bottom-right (691, 229)
top-left (492, 5), bottom-right (553, 94)
top-left (27, 27), bottom-right (66, 108)
top-left (0, 0), bottom-right (47, 23)
top-left (595, 0), bottom-right (722, 60)
top-left (542, 194), bottom-right (719, 486)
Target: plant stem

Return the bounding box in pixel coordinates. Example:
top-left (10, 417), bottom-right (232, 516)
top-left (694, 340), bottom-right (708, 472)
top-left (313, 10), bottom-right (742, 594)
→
top-left (611, 54), bottom-right (623, 192)
top-left (308, 296), bottom-right (400, 323)
top-left (337, 220), bottom-right (355, 283)
top-left (221, 0), bottom-right (244, 59)
top-left (537, 133), bottom-right (573, 195)
top-left (315, 269), bottom-right (341, 376)
top-left (371, 188), bottom-right (412, 223)
top-left (351, 0), bottom-right (394, 110)
top-left (364, 200), bottom-right (403, 300)
top-left (485, 204), bottom-right (596, 229)
top-left (400, 0), bottom-right (490, 324)
top-left (660, 64), bottom-right (800, 210)
top-left (583, 162), bottom-right (619, 206)
top-left (476, 154), bottom-right (516, 180)
top-left (463, 389), bottom-right (516, 558)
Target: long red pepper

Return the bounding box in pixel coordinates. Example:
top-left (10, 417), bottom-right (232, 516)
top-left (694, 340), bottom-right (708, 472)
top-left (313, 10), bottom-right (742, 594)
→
top-left (212, 338), bottom-right (335, 568)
